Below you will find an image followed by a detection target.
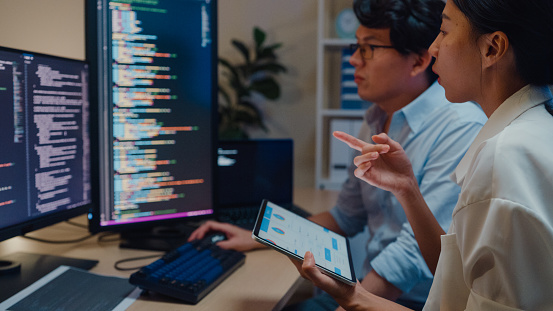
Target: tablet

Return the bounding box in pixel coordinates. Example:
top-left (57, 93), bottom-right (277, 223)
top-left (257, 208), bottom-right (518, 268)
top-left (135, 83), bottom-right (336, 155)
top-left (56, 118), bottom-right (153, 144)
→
top-left (252, 200), bottom-right (357, 285)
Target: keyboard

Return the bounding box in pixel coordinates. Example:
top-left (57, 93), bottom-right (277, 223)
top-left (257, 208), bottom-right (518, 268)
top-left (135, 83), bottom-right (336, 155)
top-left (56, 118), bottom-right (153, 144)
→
top-left (218, 203), bottom-right (311, 229)
top-left (129, 233), bottom-right (246, 304)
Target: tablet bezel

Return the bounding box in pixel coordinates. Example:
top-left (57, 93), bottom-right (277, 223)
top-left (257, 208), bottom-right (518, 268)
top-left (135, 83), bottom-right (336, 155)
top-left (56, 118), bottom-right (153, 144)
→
top-left (252, 199), bottom-right (357, 285)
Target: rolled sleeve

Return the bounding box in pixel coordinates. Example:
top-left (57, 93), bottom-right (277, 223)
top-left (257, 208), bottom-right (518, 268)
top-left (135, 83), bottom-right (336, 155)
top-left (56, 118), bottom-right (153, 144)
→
top-left (331, 161), bottom-right (370, 237)
top-left (372, 116), bottom-right (484, 292)
top-left (329, 205), bottom-right (365, 236)
top-left (371, 228), bottom-right (431, 293)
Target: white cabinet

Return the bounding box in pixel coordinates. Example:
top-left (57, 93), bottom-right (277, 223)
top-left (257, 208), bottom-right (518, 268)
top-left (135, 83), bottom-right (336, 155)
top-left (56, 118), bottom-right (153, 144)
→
top-left (328, 118), bottom-right (363, 182)
top-left (315, 0), bottom-right (368, 189)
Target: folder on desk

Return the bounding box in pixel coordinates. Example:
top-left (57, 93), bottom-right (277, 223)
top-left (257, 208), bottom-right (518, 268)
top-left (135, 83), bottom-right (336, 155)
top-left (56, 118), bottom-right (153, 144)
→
top-left (0, 266), bottom-right (138, 311)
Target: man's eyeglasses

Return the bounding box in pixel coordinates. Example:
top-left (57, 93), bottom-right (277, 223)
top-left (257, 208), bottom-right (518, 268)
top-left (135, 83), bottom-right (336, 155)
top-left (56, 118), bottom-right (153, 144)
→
top-left (350, 43), bottom-right (396, 60)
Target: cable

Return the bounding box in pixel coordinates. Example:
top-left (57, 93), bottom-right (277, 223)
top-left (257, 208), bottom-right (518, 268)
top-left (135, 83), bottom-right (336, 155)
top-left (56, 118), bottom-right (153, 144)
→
top-left (97, 232), bottom-right (120, 243)
top-left (65, 220), bottom-right (88, 229)
top-left (22, 233), bottom-right (96, 244)
top-left (93, 232), bottom-right (162, 271)
top-left (114, 254), bottom-right (163, 271)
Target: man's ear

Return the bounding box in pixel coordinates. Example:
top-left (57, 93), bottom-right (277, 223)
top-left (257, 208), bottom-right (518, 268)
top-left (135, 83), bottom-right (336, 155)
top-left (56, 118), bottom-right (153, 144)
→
top-left (410, 50), bottom-right (432, 77)
top-left (479, 31), bottom-right (509, 68)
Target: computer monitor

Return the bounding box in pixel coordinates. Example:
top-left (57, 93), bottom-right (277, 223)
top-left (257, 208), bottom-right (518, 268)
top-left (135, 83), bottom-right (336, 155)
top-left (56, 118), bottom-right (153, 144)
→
top-left (86, 0), bottom-right (218, 251)
top-left (217, 139), bottom-right (294, 209)
top-left (0, 46), bottom-right (95, 294)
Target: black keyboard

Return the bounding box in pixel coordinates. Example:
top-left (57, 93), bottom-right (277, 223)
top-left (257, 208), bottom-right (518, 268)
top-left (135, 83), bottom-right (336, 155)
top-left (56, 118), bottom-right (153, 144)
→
top-left (217, 206), bottom-right (262, 229)
top-left (129, 233), bottom-right (246, 304)
top-left (218, 203), bottom-right (311, 229)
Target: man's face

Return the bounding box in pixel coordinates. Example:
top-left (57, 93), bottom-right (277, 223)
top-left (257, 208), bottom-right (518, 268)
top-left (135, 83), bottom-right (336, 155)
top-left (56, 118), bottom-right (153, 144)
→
top-left (350, 26), bottom-right (416, 106)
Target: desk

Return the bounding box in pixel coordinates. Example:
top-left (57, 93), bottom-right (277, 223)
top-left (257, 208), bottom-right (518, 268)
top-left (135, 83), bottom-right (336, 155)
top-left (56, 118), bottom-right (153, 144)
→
top-left (0, 187), bottom-right (339, 310)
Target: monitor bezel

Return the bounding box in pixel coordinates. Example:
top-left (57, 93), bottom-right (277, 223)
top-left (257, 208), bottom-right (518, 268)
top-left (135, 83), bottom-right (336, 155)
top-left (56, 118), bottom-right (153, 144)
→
top-left (85, 0), bottom-right (219, 234)
top-left (0, 45), bottom-right (93, 243)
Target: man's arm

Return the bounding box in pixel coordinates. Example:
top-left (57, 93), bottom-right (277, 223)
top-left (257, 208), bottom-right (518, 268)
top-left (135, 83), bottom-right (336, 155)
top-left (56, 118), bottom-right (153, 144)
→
top-left (310, 211), bottom-right (404, 305)
top-left (187, 211), bottom-right (348, 252)
top-left (308, 211), bottom-right (346, 236)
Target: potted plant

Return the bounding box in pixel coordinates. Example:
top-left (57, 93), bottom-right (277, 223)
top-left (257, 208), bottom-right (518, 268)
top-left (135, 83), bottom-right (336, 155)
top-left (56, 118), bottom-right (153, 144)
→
top-left (218, 26), bottom-right (287, 139)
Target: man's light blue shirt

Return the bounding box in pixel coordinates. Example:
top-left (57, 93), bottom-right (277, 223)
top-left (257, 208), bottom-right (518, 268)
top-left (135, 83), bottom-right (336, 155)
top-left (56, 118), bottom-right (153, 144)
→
top-left (329, 82), bottom-right (487, 303)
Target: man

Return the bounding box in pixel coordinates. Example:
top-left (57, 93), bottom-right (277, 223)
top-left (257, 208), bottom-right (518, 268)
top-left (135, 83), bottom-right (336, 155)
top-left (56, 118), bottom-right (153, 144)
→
top-left (189, 0), bottom-right (487, 309)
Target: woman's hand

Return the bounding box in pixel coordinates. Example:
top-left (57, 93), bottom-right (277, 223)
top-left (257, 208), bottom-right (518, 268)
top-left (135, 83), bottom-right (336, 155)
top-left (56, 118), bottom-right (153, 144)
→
top-left (333, 131), bottom-right (416, 196)
top-left (291, 252), bottom-right (413, 311)
top-left (187, 220), bottom-right (264, 252)
top-left (291, 252), bottom-right (358, 306)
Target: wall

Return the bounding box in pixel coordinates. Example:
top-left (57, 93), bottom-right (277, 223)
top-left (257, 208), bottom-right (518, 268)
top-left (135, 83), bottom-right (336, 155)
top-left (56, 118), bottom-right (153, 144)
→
top-left (0, 0), bottom-right (85, 58)
top-left (0, 0), bottom-right (319, 187)
top-left (218, 0), bottom-right (318, 188)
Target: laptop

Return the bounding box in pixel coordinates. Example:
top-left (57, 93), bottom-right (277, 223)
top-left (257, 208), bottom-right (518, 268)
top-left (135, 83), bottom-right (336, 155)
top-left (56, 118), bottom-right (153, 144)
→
top-left (216, 139), bottom-right (310, 229)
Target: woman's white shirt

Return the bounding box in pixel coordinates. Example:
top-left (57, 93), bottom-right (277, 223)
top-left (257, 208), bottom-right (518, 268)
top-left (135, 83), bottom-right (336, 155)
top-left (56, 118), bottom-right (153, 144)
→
top-left (424, 85), bottom-right (553, 310)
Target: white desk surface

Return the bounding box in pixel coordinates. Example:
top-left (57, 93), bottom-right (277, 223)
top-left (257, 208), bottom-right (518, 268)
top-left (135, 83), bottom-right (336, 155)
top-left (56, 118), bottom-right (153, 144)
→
top-left (0, 187), bottom-right (339, 311)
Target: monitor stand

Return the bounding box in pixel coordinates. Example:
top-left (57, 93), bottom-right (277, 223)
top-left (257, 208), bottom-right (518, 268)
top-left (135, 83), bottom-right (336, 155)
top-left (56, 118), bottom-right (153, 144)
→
top-left (119, 223), bottom-right (197, 252)
top-left (0, 252), bottom-right (98, 301)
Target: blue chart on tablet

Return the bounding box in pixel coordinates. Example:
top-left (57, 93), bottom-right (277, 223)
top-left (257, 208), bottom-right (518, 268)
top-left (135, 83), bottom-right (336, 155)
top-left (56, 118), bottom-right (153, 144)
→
top-left (258, 201), bottom-right (352, 280)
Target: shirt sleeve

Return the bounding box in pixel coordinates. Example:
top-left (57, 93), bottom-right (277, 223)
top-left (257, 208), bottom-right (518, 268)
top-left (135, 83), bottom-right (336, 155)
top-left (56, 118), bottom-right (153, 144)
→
top-left (329, 157), bottom-right (368, 236)
top-left (371, 120), bottom-right (484, 293)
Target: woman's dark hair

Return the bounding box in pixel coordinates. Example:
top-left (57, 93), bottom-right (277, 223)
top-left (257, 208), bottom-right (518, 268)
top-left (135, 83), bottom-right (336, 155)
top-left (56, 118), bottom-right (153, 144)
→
top-left (452, 0), bottom-right (553, 85)
top-left (353, 0), bottom-right (445, 84)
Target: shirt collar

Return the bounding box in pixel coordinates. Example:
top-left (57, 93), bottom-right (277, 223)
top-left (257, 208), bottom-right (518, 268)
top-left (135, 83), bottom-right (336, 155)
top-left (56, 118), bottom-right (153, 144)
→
top-left (364, 81), bottom-right (446, 135)
top-left (451, 84), bottom-right (553, 185)
top-left (400, 81), bottom-right (446, 134)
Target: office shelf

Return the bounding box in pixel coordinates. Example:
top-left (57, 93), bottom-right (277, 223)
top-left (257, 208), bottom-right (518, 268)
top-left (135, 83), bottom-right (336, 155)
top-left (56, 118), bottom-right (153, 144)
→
top-left (315, 0), bottom-right (365, 190)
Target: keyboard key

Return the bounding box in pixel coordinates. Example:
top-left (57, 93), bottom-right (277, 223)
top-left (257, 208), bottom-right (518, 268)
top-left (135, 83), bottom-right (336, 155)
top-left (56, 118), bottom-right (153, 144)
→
top-left (129, 235), bottom-right (245, 304)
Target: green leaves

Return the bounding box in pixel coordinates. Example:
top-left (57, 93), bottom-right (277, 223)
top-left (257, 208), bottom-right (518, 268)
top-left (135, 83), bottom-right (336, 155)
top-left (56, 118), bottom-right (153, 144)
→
top-left (254, 27), bottom-right (266, 49)
top-left (250, 77), bottom-right (280, 100)
top-left (253, 63), bottom-right (287, 74)
top-left (231, 40), bottom-right (250, 65)
top-left (218, 26), bottom-right (287, 139)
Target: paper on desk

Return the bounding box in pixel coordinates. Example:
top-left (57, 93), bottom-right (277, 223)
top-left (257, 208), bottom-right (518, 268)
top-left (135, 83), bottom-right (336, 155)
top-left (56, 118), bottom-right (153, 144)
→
top-left (0, 265), bottom-right (140, 311)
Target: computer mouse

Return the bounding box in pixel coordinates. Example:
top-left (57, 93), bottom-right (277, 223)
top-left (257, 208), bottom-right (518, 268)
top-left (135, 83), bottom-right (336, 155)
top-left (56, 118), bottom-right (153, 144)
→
top-left (204, 231), bottom-right (227, 244)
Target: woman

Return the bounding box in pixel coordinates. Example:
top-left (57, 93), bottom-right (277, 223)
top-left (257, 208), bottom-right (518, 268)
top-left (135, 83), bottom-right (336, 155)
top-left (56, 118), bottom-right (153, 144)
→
top-left (295, 0), bottom-right (553, 309)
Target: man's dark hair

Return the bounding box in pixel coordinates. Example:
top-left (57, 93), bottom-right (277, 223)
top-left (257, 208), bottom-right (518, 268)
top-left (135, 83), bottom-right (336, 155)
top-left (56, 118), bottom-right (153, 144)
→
top-left (353, 0), bottom-right (445, 83)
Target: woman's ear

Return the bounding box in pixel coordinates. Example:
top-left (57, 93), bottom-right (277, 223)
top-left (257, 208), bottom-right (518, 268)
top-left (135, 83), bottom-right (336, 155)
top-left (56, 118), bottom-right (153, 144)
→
top-left (479, 31), bottom-right (510, 69)
top-left (410, 50), bottom-right (432, 77)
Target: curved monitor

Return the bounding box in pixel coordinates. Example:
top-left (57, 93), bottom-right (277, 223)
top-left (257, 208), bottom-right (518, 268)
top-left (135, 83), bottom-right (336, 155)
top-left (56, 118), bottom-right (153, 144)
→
top-left (0, 46), bottom-right (92, 243)
top-left (86, 0), bottom-right (218, 248)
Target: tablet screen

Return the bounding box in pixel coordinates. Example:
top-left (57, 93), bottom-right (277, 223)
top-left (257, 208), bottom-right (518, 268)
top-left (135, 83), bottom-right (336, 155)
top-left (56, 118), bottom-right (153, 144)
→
top-left (253, 200), bottom-right (356, 285)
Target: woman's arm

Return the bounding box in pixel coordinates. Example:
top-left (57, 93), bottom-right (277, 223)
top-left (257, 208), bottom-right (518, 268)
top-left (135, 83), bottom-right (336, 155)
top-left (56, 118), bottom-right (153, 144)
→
top-left (334, 131), bottom-right (445, 273)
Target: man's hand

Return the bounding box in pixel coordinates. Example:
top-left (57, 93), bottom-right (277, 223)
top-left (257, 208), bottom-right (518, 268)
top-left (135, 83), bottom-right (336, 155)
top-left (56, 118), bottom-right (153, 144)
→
top-left (188, 220), bottom-right (264, 252)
